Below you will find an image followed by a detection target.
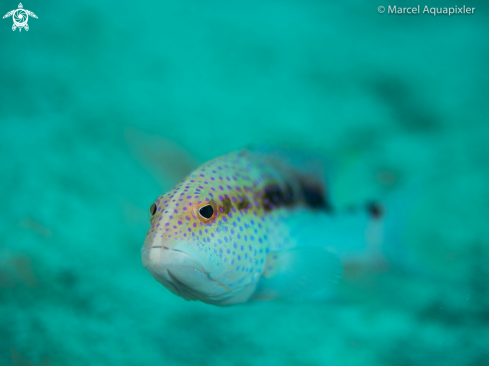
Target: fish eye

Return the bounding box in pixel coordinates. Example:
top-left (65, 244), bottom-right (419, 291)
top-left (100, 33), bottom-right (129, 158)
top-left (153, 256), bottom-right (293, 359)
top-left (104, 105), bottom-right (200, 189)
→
top-left (193, 201), bottom-right (217, 224)
top-left (198, 205), bottom-right (214, 219)
top-left (149, 203), bottom-right (157, 217)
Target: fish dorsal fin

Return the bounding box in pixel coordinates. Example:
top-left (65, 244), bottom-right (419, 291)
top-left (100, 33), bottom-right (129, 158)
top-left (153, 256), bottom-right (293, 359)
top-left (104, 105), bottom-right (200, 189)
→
top-left (244, 145), bottom-right (337, 213)
top-left (255, 247), bottom-right (343, 302)
top-left (246, 145), bottom-right (329, 186)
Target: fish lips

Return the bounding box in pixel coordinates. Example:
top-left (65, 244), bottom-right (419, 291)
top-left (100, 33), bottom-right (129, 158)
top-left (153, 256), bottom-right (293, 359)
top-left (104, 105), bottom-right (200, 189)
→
top-left (141, 245), bottom-right (231, 302)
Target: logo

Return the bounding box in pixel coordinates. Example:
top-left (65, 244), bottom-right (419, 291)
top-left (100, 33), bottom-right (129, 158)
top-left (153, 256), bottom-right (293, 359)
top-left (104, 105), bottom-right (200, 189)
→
top-left (3, 3), bottom-right (37, 32)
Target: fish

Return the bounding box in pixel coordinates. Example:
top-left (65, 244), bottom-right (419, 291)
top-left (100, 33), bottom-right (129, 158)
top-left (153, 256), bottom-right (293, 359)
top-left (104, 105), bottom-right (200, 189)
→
top-left (141, 147), bottom-right (386, 306)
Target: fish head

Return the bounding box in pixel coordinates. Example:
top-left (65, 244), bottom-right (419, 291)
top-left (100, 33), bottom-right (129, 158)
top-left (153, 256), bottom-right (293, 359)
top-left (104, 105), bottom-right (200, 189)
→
top-left (141, 163), bottom-right (268, 304)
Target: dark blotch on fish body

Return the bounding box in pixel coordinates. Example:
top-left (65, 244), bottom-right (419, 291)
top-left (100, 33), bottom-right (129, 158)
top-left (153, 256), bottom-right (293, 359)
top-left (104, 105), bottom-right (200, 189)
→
top-left (366, 201), bottom-right (383, 219)
top-left (237, 196), bottom-right (250, 210)
top-left (299, 180), bottom-right (333, 212)
top-left (221, 197), bottom-right (233, 214)
top-left (262, 184), bottom-right (296, 212)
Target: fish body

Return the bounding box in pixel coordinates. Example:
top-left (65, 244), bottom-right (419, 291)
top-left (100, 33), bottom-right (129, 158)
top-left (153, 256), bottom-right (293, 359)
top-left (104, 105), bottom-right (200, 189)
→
top-left (142, 148), bottom-right (383, 306)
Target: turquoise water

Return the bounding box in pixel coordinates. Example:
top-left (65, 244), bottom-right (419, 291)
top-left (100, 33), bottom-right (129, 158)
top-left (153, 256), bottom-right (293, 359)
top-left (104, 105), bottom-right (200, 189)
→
top-left (1, 1), bottom-right (488, 365)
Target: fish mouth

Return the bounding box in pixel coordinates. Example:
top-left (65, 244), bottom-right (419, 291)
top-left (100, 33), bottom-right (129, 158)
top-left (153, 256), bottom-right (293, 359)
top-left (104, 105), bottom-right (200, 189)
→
top-left (141, 245), bottom-right (232, 301)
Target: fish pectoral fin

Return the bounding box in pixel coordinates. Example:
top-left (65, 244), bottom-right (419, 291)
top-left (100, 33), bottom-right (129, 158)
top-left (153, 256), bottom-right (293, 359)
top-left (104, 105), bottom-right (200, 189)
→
top-left (254, 248), bottom-right (343, 302)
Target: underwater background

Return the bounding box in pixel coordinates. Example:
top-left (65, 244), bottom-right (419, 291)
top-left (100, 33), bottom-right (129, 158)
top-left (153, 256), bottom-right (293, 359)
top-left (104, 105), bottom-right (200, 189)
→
top-left (1, 0), bottom-right (488, 365)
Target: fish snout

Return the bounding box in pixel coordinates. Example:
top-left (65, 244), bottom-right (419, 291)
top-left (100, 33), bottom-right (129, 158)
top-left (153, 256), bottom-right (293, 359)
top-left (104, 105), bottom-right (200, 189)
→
top-left (141, 246), bottom-right (229, 302)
